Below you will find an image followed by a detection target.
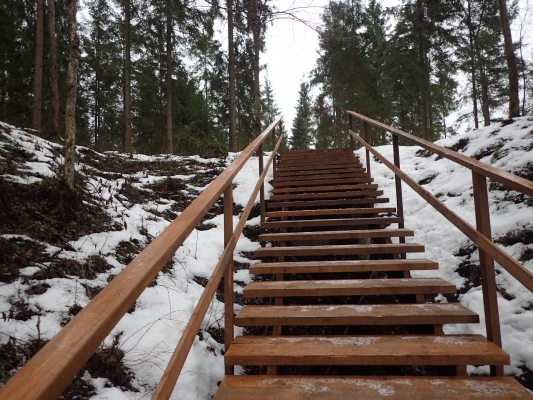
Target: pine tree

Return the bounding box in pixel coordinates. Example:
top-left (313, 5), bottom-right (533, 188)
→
top-left (290, 82), bottom-right (313, 150)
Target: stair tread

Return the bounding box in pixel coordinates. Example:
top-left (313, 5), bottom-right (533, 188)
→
top-left (275, 172), bottom-right (369, 182)
top-left (225, 334), bottom-right (510, 366)
top-left (276, 167), bottom-right (365, 177)
top-left (254, 243), bottom-right (425, 257)
top-left (269, 190), bottom-right (384, 201)
top-left (249, 259), bottom-right (439, 274)
top-left (262, 217), bottom-right (402, 229)
top-left (272, 183), bottom-right (375, 194)
top-left (274, 177), bottom-right (371, 188)
top-left (243, 277), bottom-right (456, 297)
top-left (235, 303), bottom-right (479, 326)
top-left (259, 228), bottom-right (414, 242)
top-left (267, 198), bottom-right (390, 209)
top-left (214, 376), bottom-right (530, 399)
top-left (265, 207), bottom-right (396, 218)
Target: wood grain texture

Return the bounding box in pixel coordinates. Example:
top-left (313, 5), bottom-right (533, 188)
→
top-left (225, 335), bottom-right (509, 366)
top-left (235, 303), bottom-right (479, 326)
top-left (262, 217), bottom-right (402, 229)
top-left (258, 228), bottom-right (414, 242)
top-left (253, 243), bottom-right (425, 257)
top-left (243, 278), bottom-right (456, 297)
top-left (214, 376), bottom-right (531, 400)
top-left (249, 259), bottom-right (439, 274)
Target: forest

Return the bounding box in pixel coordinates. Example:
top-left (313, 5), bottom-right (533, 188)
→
top-left (1, 0), bottom-right (532, 162)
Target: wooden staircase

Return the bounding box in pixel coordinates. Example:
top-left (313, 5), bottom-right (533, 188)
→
top-left (214, 148), bottom-right (531, 399)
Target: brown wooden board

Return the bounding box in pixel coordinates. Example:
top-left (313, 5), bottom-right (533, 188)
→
top-left (213, 376), bottom-right (531, 400)
top-left (249, 259), bottom-right (439, 274)
top-left (262, 217), bottom-right (403, 229)
top-left (278, 163), bottom-right (363, 172)
top-left (271, 183), bottom-right (376, 194)
top-left (243, 278), bottom-right (456, 297)
top-left (224, 335), bottom-right (510, 366)
top-left (258, 228), bottom-right (414, 242)
top-left (235, 303), bottom-right (479, 326)
top-left (253, 243), bottom-right (424, 257)
top-left (273, 178), bottom-right (374, 189)
top-left (276, 167), bottom-right (365, 177)
top-left (267, 198), bottom-right (390, 209)
top-left (269, 190), bottom-right (384, 201)
top-left (264, 207), bottom-right (396, 218)
top-left (275, 172), bottom-right (370, 182)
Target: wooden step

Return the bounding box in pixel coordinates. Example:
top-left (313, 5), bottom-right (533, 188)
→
top-left (269, 190), bottom-right (384, 201)
top-left (262, 217), bottom-right (403, 229)
top-left (235, 303), bottom-right (479, 327)
top-left (214, 376), bottom-right (531, 400)
top-left (275, 172), bottom-right (369, 182)
top-left (278, 163), bottom-right (363, 172)
top-left (249, 259), bottom-right (439, 274)
top-left (224, 334), bottom-right (509, 366)
top-left (254, 243), bottom-right (424, 258)
top-left (243, 278), bottom-right (455, 298)
top-left (267, 198), bottom-right (390, 209)
top-left (259, 229), bottom-right (414, 243)
top-left (276, 167), bottom-right (365, 177)
top-left (272, 184), bottom-right (378, 194)
top-left (280, 158), bottom-right (359, 167)
top-left (265, 207), bottom-right (396, 218)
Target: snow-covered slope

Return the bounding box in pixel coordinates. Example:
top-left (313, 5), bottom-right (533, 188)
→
top-left (356, 116), bottom-right (533, 378)
top-left (0, 121), bottom-right (270, 399)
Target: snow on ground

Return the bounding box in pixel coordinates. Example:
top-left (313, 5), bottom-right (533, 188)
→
top-left (0, 121), bottom-right (273, 399)
top-left (355, 116), bottom-right (533, 376)
top-left (1, 116), bottom-right (533, 397)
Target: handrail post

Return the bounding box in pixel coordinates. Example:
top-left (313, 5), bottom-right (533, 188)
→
top-left (272, 124), bottom-right (277, 180)
top-left (472, 171), bottom-right (503, 377)
top-left (349, 114), bottom-right (354, 152)
top-left (393, 134), bottom-right (406, 258)
top-left (223, 184), bottom-right (234, 375)
top-left (258, 142), bottom-right (265, 238)
top-left (363, 121), bottom-right (371, 176)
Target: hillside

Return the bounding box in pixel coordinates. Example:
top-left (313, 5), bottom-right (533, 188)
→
top-left (1, 117), bottom-right (533, 398)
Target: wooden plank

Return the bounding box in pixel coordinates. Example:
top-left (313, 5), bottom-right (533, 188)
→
top-left (264, 207), bottom-right (396, 218)
top-left (275, 172), bottom-right (369, 182)
top-left (276, 167), bottom-right (365, 177)
top-left (224, 334), bottom-right (510, 366)
top-left (267, 198), bottom-right (390, 209)
top-left (254, 243), bottom-right (424, 258)
top-left (272, 183), bottom-right (375, 194)
top-left (259, 228), bottom-right (414, 242)
top-left (262, 217), bottom-right (403, 229)
top-left (273, 178), bottom-right (374, 189)
top-left (249, 259), bottom-right (439, 274)
top-left (243, 278), bottom-right (456, 298)
top-left (235, 303), bottom-right (479, 326)
top-left (214, 376), bottom-right (531, 400)
top-left (278, 163), bottom-right (363, 172)
top-left (269, 190), bottom-right (384, 201)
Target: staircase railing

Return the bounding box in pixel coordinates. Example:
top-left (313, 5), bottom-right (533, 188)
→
top-left (0, 116), bottom-right (284, 400)
top-left (347, 110), bottom-right (533, 376)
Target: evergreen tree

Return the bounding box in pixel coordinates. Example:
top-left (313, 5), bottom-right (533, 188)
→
top-left (290, 82), bottom-right (313, 150)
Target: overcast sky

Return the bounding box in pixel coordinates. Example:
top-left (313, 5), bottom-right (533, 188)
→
top-left (212, 0), bottom-right (532, 132)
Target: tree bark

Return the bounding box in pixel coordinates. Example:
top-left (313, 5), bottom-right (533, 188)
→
top-left (64, 0), bottom-right (79, 191)
top-left (32, 0), bottom-right (45, 131)
top-left (227, 0), bottom-right (237, 152)
top-left (253, 0), bottom-right (261, 139)
top-left (165, 2), bottom-right (173, 154)
top-left (123, 0), bottom-right (132, 154)
top-left (48, 0), bottom-right (60, 138)
top-left (466, 0), bottom-right (479, 129)
top-left (416, 0), bottom-right (429, 139)
top-left (498, 0), bottom-right (520, 118)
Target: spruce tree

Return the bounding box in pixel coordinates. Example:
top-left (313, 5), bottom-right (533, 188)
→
top-left (290, 82), bottom-right (313, 150)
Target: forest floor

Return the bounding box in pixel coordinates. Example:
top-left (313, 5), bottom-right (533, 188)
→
top-left (1, 117), bottom-right (533, 398)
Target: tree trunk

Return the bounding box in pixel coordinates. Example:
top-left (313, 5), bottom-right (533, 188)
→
top-left (478, 56), bottom-right (491, 126)
top-left (64, 0), bottom-right (79, 191)
top-left (498, 0), bottom-right (520, 118)
top-left (123, 0), bottom-right (132, 154)
top-left (227, 0), bottom-right (237, 152)
top-left (416, 0), bottom-right (429, 139)
top-left (48, 0), bottom-right (60, 138)
top-left (253, 0), bottom-right (261, 139)
top-left (165, 2), bottom-right (173, 154)
top-left (466, 0), bottom-right (479, 129)
top-left (32, 0), bottom-right (45, 131)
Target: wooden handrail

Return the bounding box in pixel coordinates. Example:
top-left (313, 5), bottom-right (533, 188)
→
top-left (0, 115), bottom-right (283, 400)
top-left (347, 110), bottom-right (533, 377)
top-left (347, 111), bottom-right (533, 198)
